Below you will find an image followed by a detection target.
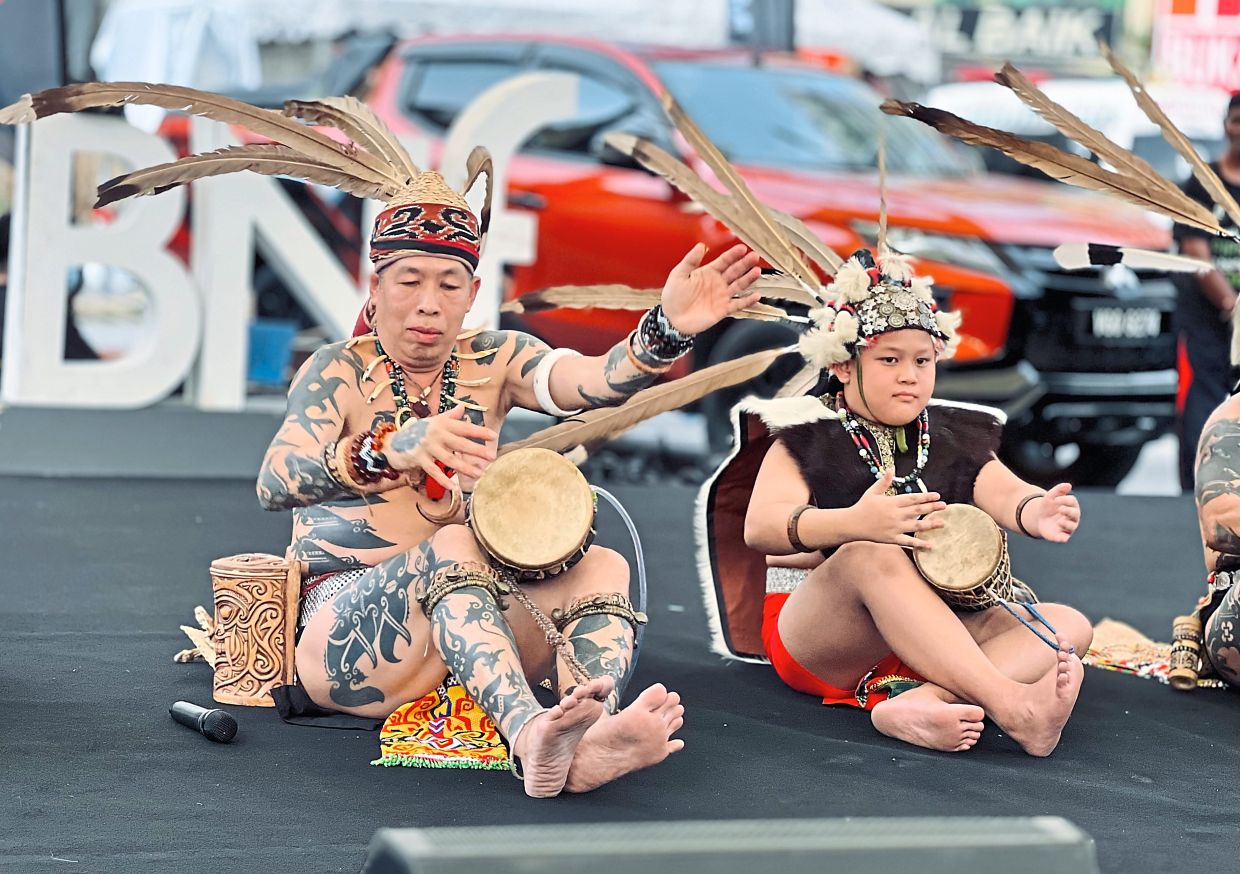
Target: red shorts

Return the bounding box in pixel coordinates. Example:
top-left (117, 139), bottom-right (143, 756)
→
top-left (762, 592), bottom-right (923, 710)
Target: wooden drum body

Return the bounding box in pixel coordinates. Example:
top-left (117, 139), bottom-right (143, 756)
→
top-left (913, 504), bottom-right (1017, 611)
top-left (468, 448), bottom-right (596, 580)
top-left (209, 553), bottom-right (299, 706)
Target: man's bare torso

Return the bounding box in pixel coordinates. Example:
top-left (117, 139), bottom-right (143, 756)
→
top-left (289, 329), bottom-right (533, 575)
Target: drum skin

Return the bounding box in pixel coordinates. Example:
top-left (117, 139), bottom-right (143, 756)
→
top-left (470, 448), bottom-right (595, 575)
top-left (914, 504), bottom-right (1004, 595)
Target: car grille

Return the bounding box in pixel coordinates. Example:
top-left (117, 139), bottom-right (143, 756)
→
top-left (998, 244), bottom-right (1177, 374)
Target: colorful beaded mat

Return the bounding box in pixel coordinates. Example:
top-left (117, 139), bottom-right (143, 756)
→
top-left (371, 675), bottom-right (510, 770)
top-left (1084, 618), bottom-right (1226, 689)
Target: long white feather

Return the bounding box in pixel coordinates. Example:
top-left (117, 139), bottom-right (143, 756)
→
top-left (1053, 242), bottom-right (1211, 274)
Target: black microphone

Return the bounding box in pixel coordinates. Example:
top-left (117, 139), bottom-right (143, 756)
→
top-left (169, 701), bottom-right (238, 743)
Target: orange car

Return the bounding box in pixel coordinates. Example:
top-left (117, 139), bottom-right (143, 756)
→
top-left (167, 34), bottom-right (1178, 485)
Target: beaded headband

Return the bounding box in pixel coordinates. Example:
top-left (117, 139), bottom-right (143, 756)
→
top-left (797, 247), bottom-right (961, 369)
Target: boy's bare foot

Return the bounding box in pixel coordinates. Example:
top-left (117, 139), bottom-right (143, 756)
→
top-left (998, 637), bottom-right (1084, 757)
top-left (513, 676), bottom-right (612, 798)
top-left (871, 692), bottom-right (985, 752)
top-left (564, 683), bottom-right (685, 793)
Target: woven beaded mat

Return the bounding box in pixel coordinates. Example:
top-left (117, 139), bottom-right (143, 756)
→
top-left (371, 674), bottom-right (510, 770)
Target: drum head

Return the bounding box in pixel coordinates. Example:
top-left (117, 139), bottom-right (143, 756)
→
top-left (471, 448), bottom-right (594, 571)
top-left (913, 503), bottom-right (1003, 592)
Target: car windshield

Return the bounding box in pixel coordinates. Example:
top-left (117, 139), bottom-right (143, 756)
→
top-left (653, 60), bottom-right (978, 177)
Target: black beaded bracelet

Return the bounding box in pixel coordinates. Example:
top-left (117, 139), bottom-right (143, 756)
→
top-left (637, 305), bottom-right (695, 362)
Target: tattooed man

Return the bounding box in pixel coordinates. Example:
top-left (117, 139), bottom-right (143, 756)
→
top-left (257, 174), bottom-right (764, 797)
top-left (1193, 387), bottom-right (1240, 687)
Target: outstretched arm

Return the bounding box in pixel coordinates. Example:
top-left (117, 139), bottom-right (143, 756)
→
top-left (505, 244), bottom-right (763, 413)
top-left (973, 458), bottom-right (1079, 542)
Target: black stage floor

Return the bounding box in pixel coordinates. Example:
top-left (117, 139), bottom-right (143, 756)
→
top-left (2, 478), bottom-right (1236, 873)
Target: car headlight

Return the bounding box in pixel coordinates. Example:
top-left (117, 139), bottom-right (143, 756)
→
top-left (851, 223), bottom-right (1006, 277)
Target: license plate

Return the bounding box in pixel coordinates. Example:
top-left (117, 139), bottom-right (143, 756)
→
top-left (1089, 306), bottom-right (1162, 340)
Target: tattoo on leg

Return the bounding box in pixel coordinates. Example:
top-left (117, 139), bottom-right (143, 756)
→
top-left (561, 613), bottom-right (635, 713)
top-left (1206, 586), bottom-right (1240, 685)
top-left (432, 588), bottom-right (543, 740)
top-left (321, 541), bottom-right (453, 708)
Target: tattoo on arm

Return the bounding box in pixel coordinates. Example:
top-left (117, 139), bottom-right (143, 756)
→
top-left (258, 448), bottom-right (352, 511)
top-left (575, 342), bottom-right (658, 409)
top-left (258, 345), bottom-right (366, 511)
top-left (1195, 418), bottom-right (1240, 553)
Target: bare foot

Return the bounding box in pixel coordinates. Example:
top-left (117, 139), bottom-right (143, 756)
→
top-left (871, 692), bottom-right (985, 752)
top-left (999, 637), bottom-right (1084, 757)
top-left (513, 676), bottom-right (612, 797)
top-left (564, 683), bottom-right (685, 793)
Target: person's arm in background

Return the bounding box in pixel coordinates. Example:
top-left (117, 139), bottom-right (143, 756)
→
top-left (1181, 236), bottom-right (1237, 321)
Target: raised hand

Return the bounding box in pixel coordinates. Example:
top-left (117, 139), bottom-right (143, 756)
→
top-left (384, 404), bottom-right (498, 490)
top-left (850, 469), bottom-right (948, 550)
top-left (1032, 482), bottom-right (1080, 543)
top-left (660, 243), bottom-right (763, 335)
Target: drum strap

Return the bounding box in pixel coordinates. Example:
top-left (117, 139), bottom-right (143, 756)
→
top-left (997, 599), bottom-right (1060, 651)
top-left (551, 593), bottom-right (648, 633)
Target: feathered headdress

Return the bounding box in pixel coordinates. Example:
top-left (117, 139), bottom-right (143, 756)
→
top-left (797, 247), bottom-right (959, 370)
top-left (0, 83), bottom-right (493, 271)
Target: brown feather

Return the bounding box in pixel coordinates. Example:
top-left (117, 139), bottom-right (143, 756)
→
top-left (462, 146), bottom-right (494, 246)
top-left (605, 133), bottom-right (816, 282)
top-left (881, 99), bottom-right (1225, 237)
top-left (1100, 41), bottom-right (1240, 233)
top-left (283, 96), bottom-right (418, 183)
top-left (765, 208), bottom-right (841, 277)
top-left (500, 345), bottom-right (793, 455)
top-left (752, 274), bottom-right (825, 309)
top-left (994, 64), bottom-right (1169, 195)
top-left (94, 144), bottom-right (389, 207)
top-left (776, 361), bottom-right (823, 398)
top-left (500, 283), bottom-right (797, 322)
top-left (1, 82), bottom-right (399, 189)
top-left (659, 91), bottom-right (819, 289)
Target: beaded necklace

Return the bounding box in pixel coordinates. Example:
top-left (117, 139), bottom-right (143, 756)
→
top-left (837, 393), bottom-right (930, 494)
top-left (373, 336), bottom-right (459, 425)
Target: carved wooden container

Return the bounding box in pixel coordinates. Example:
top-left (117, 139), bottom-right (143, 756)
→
top-left (210, 553), bottom-right (299, 707)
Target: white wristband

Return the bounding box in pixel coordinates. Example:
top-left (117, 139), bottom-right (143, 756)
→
top-left (533, 347), bottom-right (584, 417)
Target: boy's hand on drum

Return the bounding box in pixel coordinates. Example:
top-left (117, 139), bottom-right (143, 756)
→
top-left (385, 405), bottom-right (499, 490)
top-left (1032, 482), bottom-right (1080, 543)
top-left (851, 469), bottom-right (947, 550)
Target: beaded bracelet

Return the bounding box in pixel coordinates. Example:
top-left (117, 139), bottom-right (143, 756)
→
top-left (322, 441), bottom-right (350, 491)
top-left (329, 439), bottom-right (368, 493)
top-left (625, 330), bottom-right (673, 376)
top-left (637, 305), bottom-right (695, 362)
